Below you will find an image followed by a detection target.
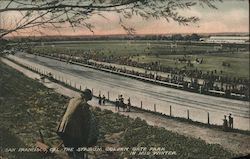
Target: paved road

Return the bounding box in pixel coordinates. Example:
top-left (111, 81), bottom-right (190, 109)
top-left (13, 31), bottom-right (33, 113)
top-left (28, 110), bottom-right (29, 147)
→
top-left (8, 53), bottom-right (250, 130)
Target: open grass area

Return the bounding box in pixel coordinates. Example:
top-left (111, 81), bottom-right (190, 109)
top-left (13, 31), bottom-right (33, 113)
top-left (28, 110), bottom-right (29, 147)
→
top-left (131, 52), bottom-right (249, 79)
top-left (33, 40), bottom-right (248, 56)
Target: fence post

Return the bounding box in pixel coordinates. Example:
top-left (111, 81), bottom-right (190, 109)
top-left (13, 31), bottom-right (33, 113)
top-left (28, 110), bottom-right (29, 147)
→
top-left (170, 105), bottom-right (172, 117)
top-left (154, 104), bottom-right (156, 112)
top-left (140, 101), bottom-right (143, 109)
top-left (207, 112), bottom-right (210, 125)
top-left (80, 85), bottom-right (82, 91)
top-left (108, 91), bottom-right (110, 101)
top-left (187, 109), bottom-right (190, 120)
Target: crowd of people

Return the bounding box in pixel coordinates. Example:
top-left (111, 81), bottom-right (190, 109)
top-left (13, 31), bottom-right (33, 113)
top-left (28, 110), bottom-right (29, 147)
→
top-left (37, 52), bottom-right (249, 99)
top-left (68, 52), bottom-right (248, 85)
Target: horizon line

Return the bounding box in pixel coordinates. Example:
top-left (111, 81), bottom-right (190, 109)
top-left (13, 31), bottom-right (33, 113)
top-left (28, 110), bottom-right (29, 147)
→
top-left (5, 31), bottom-right (250, 39)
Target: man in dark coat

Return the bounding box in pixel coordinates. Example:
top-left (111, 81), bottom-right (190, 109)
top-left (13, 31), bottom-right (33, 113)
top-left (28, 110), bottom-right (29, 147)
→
top-left (98, 94), bottom-right (102, 105)
top-left (127, 98), bottom-right (131, 112)
top-left (57, 89), bottom-right (98, 158)
top-left (222, 115), bottom-right (228, 131)
top-left (229, 113), bottom-right (233, 129)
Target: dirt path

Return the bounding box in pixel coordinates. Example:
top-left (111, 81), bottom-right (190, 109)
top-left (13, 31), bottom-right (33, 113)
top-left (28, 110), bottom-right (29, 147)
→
top-left (1, 57), bottom-right (250, 155)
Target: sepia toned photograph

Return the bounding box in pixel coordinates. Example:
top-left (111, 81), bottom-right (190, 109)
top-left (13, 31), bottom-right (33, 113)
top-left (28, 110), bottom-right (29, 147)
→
top-left (0, 0), bottom-right (249, 158)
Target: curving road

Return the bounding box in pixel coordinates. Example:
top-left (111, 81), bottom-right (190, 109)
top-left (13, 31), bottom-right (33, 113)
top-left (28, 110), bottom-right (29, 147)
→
top-left (9, 53), bottom-right (250, 130)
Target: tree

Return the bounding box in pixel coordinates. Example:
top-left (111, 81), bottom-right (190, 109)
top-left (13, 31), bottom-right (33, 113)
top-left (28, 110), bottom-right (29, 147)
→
top-left (172, 34), bottom-right (184, 41)
top-left (190, 33), bottom-right (200, 41)
top-left (0, 0), bottom-right (221, 38)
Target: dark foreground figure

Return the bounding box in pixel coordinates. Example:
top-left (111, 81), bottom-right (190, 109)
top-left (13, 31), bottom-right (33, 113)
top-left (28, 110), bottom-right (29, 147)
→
top-left (57, 89), bottom-right (98, 159)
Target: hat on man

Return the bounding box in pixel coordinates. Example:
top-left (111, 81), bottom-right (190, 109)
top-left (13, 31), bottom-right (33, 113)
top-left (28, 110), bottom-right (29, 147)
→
top-left (81, 89), bottom-right (92, 101)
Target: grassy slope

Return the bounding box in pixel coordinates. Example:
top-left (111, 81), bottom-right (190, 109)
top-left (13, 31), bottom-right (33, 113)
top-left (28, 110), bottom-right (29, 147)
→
top-left (0, 61), bottom-right (68, 159)
top-left (0, 60), bottom-right (236, 159)
top-left (95, 109), bottom-right (236, 159)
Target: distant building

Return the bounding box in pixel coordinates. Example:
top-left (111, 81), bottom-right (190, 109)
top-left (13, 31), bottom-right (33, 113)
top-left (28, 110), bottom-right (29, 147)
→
top-left (200, 36), bottom-right (249, 44)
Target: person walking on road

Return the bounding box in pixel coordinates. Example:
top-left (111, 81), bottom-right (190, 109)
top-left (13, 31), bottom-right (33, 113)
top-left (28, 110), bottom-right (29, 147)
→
top-left (102, 95), bottom-right (106, 105)
top-left (229, 113), bottom-right (233, 129)
top-left (223, 115), bottom-right (228, 131)
top-left (127, 98), bottom-right (131, 112)
top-left (98, 94), bottom-right (102, 105)
top-left (115, 98), bottom-right (119, 111)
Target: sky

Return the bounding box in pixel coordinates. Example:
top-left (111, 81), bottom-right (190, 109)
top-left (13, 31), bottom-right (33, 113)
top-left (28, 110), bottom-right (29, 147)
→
top-left (1, 0), bottom-right (249, 36)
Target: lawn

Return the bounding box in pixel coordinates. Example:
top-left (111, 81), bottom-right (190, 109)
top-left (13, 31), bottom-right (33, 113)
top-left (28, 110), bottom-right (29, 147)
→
top-left (131, 52), bottom-right (249, 79)
top-left (32, 40), bottom-right (248, 56)
top-left (0, 60), bottom-right (237, 159)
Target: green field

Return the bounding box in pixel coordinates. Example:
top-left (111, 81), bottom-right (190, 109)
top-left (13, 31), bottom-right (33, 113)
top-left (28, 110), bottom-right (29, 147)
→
top-left (131, 52), bottom-right (250, 78)
top-left (33, 40), bottom-right (248, 55)
top-left (31, 40), bottom-right (249, 79)
top-left (0, 60), bottom-right (236, 158)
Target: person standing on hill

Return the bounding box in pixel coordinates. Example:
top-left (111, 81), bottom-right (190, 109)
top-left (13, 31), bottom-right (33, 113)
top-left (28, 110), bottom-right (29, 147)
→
top-left (57, 89), bottom-right (99, 159)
